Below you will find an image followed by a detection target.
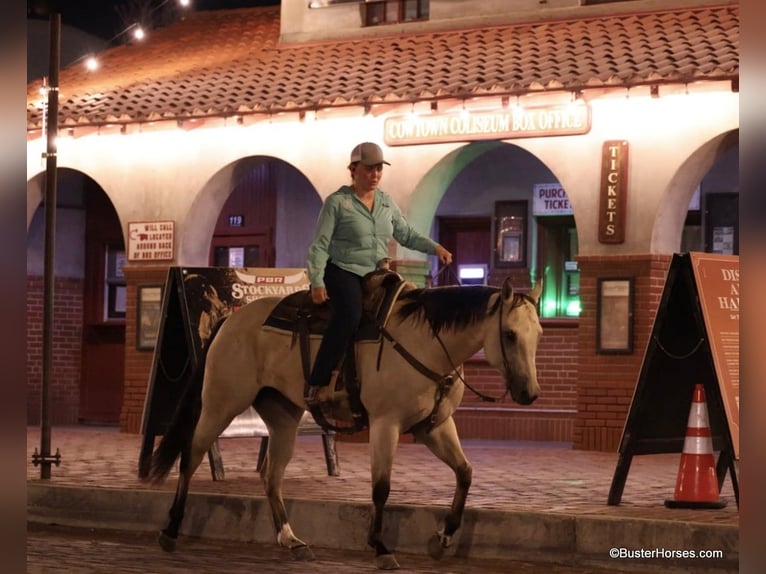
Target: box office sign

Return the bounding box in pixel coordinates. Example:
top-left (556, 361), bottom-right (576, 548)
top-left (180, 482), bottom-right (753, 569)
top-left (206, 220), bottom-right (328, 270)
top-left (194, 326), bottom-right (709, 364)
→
top-left (384, 104), bottom-right (591, 146)
top-left (128, 220), bottom-right (175, 261)
top-left (598, 141), bottom-right (629, 244)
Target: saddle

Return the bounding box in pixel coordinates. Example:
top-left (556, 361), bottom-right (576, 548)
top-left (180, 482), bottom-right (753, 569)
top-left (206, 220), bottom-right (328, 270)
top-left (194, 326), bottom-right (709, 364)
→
top-left (263, 269), bottom-right (404, 337)
top-left (262, 269), bottom-right (408, 432)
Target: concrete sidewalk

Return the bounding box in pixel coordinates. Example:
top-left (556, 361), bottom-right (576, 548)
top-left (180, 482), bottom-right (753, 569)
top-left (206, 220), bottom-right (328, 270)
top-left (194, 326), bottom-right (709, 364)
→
top-left (26, 426), bottom-right (738, 571)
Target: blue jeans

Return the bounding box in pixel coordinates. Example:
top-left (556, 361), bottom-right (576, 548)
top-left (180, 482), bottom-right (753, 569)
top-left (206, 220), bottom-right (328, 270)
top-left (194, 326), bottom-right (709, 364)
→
top-left (308, 262), bottom-right (363, 387)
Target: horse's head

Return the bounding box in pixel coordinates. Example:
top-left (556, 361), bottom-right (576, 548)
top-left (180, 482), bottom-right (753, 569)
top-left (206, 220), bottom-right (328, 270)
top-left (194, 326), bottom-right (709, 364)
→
top-left (484, 278), bottom-right (543, 405)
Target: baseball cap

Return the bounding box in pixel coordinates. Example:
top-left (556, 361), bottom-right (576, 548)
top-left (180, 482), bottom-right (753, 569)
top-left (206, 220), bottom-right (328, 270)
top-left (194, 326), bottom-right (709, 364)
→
top-left (348, 142), bottom-right (391, 167)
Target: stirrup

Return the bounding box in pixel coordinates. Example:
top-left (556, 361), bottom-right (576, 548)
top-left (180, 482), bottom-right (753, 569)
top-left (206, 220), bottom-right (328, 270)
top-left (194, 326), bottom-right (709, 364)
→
top-left (305, 385), bottom-right (334, 416)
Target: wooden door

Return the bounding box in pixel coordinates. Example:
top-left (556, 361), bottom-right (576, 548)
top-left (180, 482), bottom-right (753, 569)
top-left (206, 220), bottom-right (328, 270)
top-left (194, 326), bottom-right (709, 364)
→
top-left (79, 188), bottom-right (125, 425)
top-left (437, 217), bottom-right (491, 286)
top-left (210, 162), bottom-right (276, 267)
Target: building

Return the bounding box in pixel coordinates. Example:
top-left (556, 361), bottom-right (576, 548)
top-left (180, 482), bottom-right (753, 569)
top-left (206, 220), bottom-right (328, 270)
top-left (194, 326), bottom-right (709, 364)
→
top-left (26, 0), bottom-right (738, 450)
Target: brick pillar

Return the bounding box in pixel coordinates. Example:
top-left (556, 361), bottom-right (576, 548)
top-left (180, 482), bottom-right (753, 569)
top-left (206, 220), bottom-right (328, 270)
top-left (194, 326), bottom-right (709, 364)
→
top-left (120, 264), bottom-right (172, 433)
top-left (574, 254), bottom-right (671, 451)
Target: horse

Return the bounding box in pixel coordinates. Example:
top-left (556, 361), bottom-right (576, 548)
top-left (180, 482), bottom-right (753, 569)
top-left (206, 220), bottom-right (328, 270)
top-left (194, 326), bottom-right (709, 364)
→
top-left (145, 273), bottom-right (543, 570)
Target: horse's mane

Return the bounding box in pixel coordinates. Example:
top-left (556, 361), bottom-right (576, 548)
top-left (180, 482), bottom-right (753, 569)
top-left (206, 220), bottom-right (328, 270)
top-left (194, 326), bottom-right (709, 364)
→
top-left (396, 285), bottom-right (501, 335)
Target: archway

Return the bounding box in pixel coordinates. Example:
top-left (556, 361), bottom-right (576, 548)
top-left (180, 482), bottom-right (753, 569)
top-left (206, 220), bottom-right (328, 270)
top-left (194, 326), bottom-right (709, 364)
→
top-left (27, 169), bottom-right (125, 425)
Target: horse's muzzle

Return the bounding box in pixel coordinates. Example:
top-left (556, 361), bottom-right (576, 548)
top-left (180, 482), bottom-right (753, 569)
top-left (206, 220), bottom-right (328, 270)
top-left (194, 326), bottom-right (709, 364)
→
top-left (507, 376), bottom-right (538, 405)
top-left (514, 389), bottom-right (538, 406)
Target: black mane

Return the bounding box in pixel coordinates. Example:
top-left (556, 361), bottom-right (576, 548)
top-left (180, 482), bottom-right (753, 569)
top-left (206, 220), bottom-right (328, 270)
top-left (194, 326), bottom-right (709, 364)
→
top-left (396, 285), bottom-right (501, 335)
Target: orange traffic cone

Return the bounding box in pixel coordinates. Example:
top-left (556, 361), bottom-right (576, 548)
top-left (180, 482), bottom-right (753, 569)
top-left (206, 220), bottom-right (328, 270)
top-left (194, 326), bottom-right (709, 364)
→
top-left (664, 384), bottom-right (726, 509)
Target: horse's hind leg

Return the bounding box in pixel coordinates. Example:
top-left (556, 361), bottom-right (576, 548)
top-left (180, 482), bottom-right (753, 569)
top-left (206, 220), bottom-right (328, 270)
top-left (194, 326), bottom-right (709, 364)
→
top-left (367, 419), bottom-right (401, 570)
top-left (254, 388), bottom-right (313, 561)
top-left (413, 416), bottom-right (472, 557)
top-left (159, 410), bottom-right (234, 551)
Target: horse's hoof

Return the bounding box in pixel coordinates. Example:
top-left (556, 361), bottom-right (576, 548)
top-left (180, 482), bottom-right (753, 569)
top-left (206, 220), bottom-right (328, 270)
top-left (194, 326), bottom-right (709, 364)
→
top-left (290, 544), bottom-right (315, 561)
top-left (157, 531), bottom-right (177, 553)
top-left (375, 553), bottom-right (400, 570)
top-left (427, 533), bottom-right (446, 560)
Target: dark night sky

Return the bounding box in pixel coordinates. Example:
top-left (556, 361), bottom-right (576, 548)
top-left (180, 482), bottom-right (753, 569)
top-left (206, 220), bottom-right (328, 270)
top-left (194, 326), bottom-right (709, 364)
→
top-left (26, 0), bottom-right (281, 81)
top-left (28, 0), bottom-right (280, 40)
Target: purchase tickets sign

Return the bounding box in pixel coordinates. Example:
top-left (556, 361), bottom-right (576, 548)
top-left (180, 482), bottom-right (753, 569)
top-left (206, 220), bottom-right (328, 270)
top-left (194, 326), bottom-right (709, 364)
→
top-left (128, 220), bottom-right (175, 261)
top-left (384, 104), bottom-right (591, 146)
top-left (533, 183), bottom-right (573, 216)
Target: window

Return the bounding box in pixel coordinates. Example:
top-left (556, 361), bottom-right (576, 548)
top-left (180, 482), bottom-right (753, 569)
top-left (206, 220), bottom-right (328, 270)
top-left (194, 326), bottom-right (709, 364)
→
top-left (104, 245), bottom-right (126, 320)
top-left (493, 201), bottom-right (527, 269)
top-left (536, 216), bottom-right (580, 318)
top-left (364, 0), bottom-right (429, 27)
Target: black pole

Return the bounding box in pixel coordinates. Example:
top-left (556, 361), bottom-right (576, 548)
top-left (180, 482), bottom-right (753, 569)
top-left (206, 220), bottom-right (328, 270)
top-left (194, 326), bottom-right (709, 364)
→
top-left (37, 11), bottom-right (62, 479)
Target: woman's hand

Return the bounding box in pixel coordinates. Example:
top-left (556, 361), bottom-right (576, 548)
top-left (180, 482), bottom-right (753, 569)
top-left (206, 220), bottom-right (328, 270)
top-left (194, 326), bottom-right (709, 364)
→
top-left (311, 286), bottom-right (329, 305)
top-left (435, 245), bottom-right (453, 265)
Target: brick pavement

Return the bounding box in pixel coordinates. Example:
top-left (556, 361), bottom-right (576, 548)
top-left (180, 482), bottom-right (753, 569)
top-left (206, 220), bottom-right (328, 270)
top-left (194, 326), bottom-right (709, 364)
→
top-left (26, 425), bottom-right (738, 525)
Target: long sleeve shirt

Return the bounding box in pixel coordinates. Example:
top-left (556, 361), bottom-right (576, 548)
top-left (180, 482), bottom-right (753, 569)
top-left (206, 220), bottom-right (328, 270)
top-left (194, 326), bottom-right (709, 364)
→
top-left (307, 185), bottom-right (438, 288)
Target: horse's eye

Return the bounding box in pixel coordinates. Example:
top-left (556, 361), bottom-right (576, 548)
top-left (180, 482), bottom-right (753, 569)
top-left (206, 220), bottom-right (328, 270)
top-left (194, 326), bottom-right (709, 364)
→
top-left (504, 331), bottom-right (517, 343)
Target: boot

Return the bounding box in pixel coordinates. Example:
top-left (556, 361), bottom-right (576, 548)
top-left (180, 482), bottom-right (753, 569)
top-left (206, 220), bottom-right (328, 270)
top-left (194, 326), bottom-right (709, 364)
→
top-left (305, 370), bottom-right (337, 415)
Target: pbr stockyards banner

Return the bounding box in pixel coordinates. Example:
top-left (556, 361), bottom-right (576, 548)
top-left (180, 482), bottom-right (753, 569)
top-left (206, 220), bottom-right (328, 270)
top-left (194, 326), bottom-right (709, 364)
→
top-left (138, 267), bottom-right (311, 476)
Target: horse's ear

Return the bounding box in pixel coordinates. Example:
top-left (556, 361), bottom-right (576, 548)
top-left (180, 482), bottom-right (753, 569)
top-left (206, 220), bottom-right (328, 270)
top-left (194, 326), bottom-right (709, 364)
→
top-left (529, 278), bottom-right (543, 304)
top-left (502, 277), bottom-right (514, 302)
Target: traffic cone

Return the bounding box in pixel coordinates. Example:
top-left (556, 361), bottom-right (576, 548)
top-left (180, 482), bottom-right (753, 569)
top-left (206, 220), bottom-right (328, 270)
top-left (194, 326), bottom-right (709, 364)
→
top-left (664, 384), bottom-right (727, 509)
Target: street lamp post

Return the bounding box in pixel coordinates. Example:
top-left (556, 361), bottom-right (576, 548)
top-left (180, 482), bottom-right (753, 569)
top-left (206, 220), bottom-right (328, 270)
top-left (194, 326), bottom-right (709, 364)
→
top-left (32, 10), bottom-right (62, 479)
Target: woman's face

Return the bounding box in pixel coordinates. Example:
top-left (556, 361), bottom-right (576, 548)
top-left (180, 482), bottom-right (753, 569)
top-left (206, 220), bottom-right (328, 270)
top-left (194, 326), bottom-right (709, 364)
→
top-left (352, 163), bottom-right (383, 193)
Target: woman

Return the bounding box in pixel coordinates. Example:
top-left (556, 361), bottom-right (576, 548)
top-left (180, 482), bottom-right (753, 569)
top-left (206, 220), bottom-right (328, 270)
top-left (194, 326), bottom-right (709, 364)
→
top-left (305, 142), bottom-right (452, 416)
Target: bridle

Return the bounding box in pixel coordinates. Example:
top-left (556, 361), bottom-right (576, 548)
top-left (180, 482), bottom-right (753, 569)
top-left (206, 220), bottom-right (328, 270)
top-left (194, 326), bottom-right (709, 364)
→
top-left (378, 277), bottom-right (538, 407)
top-left (497, 291), bottom-right (539, 390)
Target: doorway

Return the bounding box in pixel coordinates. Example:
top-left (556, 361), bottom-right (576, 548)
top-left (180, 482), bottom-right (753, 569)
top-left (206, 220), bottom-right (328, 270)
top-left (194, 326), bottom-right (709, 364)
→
top-left (437, 217), bottom-right (491, 285)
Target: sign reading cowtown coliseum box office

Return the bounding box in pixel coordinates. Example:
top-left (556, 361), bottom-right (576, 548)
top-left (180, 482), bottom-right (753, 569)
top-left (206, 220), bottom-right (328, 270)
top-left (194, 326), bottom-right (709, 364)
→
top-left (384, 104), bottom-right (591, 146)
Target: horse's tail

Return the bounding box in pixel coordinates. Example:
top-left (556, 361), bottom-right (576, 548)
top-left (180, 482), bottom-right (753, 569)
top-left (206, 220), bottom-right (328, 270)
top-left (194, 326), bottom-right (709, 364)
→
top-left (146, 317), bottom-right (227, 483)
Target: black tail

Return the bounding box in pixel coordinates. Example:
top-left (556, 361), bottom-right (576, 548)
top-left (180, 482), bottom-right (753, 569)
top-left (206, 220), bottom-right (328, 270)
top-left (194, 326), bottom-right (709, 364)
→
top-left (146, 317), bottom-right (227, 483)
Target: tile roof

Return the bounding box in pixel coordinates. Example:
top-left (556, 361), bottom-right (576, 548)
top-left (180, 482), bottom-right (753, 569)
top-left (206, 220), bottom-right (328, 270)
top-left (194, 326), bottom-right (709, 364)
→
top-left (26, 3), bottom-right (739, 130)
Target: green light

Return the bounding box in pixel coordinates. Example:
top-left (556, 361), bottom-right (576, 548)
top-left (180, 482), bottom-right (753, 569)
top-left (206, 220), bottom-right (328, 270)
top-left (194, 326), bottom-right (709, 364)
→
top-left (565, 300), bottom-right (581, 316)
top-left (543, 300), bottom-right (557, 316)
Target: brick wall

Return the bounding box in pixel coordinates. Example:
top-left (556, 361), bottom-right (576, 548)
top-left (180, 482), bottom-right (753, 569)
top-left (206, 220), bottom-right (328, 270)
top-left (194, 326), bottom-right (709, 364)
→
top-left (455, 321), bottom-right (578, 442)
top-left (120, 265), bottom-right (172, 433)
top-left (27, 275), bottom-right (84, 425)
top-left (574, 255), bottom-right (671, 451)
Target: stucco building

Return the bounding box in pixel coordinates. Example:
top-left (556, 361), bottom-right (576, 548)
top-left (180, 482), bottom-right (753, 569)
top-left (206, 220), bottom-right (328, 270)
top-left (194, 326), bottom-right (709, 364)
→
top-left (26, 0), bottom-right (738, 450)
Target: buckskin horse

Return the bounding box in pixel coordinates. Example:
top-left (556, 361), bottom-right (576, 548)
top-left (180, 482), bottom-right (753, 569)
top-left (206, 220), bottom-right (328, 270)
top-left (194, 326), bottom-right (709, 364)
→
top-left (145, 271), bottom-right (543, 569)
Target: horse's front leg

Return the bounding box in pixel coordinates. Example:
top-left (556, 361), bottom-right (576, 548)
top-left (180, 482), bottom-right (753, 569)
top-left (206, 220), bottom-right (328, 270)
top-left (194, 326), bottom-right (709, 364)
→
top-left (368, 419), bottom-right (401, 570)
top-left (413, 415), bottom-right (472, 558)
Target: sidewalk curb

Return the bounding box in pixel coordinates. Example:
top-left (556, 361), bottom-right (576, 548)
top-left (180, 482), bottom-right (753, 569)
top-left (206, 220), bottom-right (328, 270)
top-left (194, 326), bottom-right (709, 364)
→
top-left (27, 483), bottom-right (738, 571)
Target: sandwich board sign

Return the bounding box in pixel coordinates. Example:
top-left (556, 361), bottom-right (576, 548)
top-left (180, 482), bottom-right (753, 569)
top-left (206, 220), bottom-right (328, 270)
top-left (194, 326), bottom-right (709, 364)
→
top-left (137, 267), bottom-right (337, 479)
top-left (607, 252), bottom-right (739, 506)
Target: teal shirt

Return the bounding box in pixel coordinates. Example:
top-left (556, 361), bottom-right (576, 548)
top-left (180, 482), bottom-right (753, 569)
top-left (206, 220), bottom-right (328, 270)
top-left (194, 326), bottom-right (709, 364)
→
top-left (307, 186), bottom-right (438, 288)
